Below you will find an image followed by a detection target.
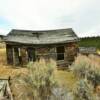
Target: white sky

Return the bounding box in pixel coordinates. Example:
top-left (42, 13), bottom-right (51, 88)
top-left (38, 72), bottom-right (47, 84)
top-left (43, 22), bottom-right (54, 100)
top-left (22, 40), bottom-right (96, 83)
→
top-left (0, 0), bottom-right (100, 37)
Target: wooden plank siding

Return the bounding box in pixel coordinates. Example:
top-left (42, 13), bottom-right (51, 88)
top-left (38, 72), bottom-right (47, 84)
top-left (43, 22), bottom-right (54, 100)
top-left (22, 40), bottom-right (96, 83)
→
top-left (6, 42), bottom-right (78, 67)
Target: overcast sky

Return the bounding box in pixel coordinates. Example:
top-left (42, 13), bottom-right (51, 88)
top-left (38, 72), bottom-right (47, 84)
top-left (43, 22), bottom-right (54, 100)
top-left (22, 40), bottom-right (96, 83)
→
top-left (0, 0), bottom-right (100, 37)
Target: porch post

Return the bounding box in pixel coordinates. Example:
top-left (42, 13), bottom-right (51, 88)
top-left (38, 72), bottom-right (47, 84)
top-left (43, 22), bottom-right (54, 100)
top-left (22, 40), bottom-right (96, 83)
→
top-left (12, 47), bottom-right (15, 66)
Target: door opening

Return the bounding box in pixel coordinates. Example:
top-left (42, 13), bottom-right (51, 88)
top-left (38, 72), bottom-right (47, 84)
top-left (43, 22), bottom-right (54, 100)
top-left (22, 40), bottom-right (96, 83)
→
top-left (56, 46), bottom-right (65, 60)
top-left (27, 48), bottom-right (36, 62)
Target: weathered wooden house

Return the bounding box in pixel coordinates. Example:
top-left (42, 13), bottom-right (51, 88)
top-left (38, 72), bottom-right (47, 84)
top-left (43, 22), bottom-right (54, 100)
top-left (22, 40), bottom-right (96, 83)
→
top-left (4, 28), bottom-right (78, 67)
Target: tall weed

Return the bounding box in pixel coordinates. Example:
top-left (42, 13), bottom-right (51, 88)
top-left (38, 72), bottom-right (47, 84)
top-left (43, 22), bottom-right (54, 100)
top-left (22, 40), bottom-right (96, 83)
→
top-left (72, 54), bottom-right (100, 87)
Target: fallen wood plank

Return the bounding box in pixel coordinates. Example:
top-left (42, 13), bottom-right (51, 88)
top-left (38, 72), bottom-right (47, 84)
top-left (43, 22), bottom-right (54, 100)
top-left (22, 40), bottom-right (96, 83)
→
top-left (7, 80), bottom-right (13, 100)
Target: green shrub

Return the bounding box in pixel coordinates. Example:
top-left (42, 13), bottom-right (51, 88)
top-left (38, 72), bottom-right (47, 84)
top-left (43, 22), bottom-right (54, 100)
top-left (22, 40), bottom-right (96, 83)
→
top-left (73, 79), bottom-right (94, 100)
top-left (87, 64), bottom-right (100, 88)
top-left (11, 59), bottom-right (57, 100)
top-left (72, 54), bottom-right (100, 88)
top-left (72, 54), bottom-right (91, 78)
top-left (27, 58), bottom-right (57, 100)
top-left (51, 87), bottom-right (72, 100)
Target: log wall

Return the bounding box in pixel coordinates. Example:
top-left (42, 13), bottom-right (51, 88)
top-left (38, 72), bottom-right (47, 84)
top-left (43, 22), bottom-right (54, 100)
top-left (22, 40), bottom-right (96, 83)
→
top-left (36, 47), bottom-right (56, 61)
top-left (6, 42), bottom-right (78, 67)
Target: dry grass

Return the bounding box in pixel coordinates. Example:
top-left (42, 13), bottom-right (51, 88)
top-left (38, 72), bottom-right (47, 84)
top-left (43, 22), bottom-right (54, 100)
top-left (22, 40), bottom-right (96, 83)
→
top-left (0, 44), bottom-right (100, 90)
top-left (88, 54), bottom-right (100, 65)
top-left (54, 70), bottom-right (77, 90)
top-left (0, 48), bottom-right (7, 66)
top-left (0, 68), bottom-right (28, 78)
top-left (0, 46), bottom-right (77, 90)
top-left (0, 43), bottom-right (5, 49)
top-left (0, 48), bottom-right (28, 78)
top-left (72, 54), bottom-right (100, 77)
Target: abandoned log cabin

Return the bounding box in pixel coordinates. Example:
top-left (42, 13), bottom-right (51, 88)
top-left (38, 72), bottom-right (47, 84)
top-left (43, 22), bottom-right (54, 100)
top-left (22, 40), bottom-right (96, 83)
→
top-left (4, 28), bottom-right (79, 67)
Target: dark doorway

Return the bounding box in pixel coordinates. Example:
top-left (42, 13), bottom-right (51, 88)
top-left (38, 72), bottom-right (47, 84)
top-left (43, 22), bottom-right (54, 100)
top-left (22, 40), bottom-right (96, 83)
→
top-left (14, 47), bottom-right (20, 65)
top-left (56, 46), bottom-right (65, 60)
top-left (6, 45), bottom-right (13, 65)
top-left (27, 48), bottom-right (36, 62)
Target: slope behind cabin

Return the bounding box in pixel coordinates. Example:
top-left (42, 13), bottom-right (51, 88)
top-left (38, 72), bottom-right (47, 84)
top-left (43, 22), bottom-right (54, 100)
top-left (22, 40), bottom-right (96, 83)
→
top-left (4, 28), bottom-right (79, 67)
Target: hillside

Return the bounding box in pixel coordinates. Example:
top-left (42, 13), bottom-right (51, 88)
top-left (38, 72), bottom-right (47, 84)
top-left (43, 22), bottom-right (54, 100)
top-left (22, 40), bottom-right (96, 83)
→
top-left (79, 36), bottom-right (100, 49)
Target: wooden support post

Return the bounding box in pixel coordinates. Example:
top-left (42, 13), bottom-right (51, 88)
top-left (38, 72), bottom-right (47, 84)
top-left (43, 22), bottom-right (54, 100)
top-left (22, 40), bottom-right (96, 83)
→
top-left (12, 48), bottom-right (15, 66)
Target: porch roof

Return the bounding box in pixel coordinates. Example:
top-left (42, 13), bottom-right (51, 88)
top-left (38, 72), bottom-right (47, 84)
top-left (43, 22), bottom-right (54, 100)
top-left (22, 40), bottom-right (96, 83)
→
top-left (4, 28), bottom-right (78, 45)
